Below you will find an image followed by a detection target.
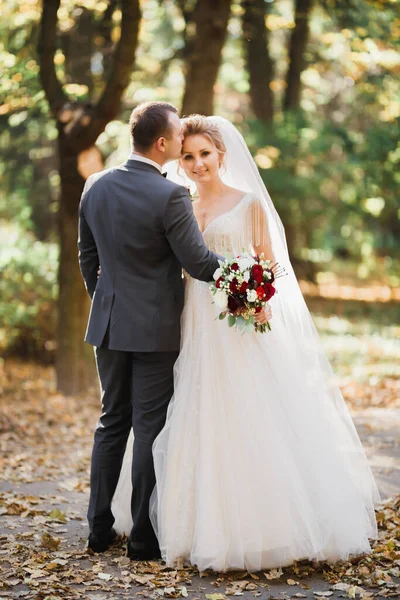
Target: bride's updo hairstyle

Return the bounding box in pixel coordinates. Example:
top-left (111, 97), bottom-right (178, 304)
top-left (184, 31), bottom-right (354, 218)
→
top-left (181, 115), bottom-right (226, 167)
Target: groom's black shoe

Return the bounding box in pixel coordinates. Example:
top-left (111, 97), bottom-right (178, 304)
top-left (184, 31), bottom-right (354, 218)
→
top-left (88, 528), bottom-right (117, 553)
top-left (127, 539), bottom-right (162, 561)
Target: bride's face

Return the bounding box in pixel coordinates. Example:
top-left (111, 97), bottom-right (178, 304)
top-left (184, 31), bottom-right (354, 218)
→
top-left (180, 134), bottom-right (221, 183)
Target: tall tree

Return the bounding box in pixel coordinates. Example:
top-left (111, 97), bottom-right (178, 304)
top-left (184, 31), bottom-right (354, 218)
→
top-left (180, 0), bottom-right (232, 116)
top-left (38, 0), bottom-right (141, 394)
top-left (242, 0), bottom-right (274, 124)
top-left (284, 0), bottom-right (313, 111)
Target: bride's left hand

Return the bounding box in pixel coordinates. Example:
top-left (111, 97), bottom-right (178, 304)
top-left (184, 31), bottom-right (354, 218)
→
top-left (255, 304), bottom-right (272, 325)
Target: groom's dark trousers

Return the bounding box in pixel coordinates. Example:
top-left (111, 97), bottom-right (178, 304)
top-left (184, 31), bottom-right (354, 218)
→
top-left (88, 342), bottom-right (178, 549)
top-left (78, 160), bottom-right (219, 553)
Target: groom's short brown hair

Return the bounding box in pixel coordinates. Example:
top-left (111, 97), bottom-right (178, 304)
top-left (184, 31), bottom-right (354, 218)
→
top-left (129, 102), bottom-right (178, 152)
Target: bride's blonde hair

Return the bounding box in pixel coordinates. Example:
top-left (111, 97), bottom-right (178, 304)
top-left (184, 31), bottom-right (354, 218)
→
top-left (181, 115), bottom-right (226, 166)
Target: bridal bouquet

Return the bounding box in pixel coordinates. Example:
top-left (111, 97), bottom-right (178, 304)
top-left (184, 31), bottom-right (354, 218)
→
top-left (210, 252), bottom-right (279, 333)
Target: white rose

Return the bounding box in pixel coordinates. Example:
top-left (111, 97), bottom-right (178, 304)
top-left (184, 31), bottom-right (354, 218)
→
top-left (238, 256), bottom-right (255, 271)
top-left (213, 267), bottom-right (222, 281)
top-left (214, 290), bottom-right (228, 309)
top-left (246, 289), bottom-right (257, 302)
top-left (243, 270), bottom-right (250, 282)
top-left (237, 258), bottom-right (249, 271)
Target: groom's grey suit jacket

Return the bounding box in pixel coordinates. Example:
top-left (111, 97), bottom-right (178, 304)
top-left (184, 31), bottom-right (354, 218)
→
top-left (78, 159), bottom-right (219, 352)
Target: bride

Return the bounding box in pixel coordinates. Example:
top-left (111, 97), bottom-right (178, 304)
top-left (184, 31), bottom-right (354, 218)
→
top-left (112, 115), bottom-right (380, 572)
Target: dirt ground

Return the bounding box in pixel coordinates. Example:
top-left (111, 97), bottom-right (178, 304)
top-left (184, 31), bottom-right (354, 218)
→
top-left (0, 361), bottom-right (399, 600)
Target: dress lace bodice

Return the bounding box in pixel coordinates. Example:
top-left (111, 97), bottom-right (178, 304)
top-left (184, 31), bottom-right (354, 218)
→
top-left (201, 192), bottom-right (260, 256)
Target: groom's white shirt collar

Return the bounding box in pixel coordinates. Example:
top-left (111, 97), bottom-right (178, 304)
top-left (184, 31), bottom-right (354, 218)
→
top-left (128, 153), bottom-right (162, 174)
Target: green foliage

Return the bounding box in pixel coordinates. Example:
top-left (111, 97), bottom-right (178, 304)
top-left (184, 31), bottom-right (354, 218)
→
top-left (0, 0), bottom-right (399, 334)
top-left (0, 0), bottom-right (57, 238)
top-left (0, 223), bottom-right (58, 360)
top-left (242, 110), bottom-right (399, 278)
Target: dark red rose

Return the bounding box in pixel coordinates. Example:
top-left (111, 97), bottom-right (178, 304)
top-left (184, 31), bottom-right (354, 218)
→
top-left (229, 277), bottom-right (238, 293)
top-left (263, 282), bottom-right (276, 301)
top-left (231, 262), bottom-right (239, 271)
top-left (256, 286), bottom-right (264, 299)
top-left (251, 264), bottom-right (263, 283)
top-left (216, 277), bottom-right (222, 289)
top-left (240, 281), bottom-right (248, 294)
top-left (228, 295), bottom-right (239, 312)
top-left (255, 306), bottom-right (263, 314)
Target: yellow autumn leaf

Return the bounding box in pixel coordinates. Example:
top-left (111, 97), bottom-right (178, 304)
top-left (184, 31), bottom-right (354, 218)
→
top-left (48, 509), bottom-right (67, 523)
top-left (41, 532), bottom-right (61, 551)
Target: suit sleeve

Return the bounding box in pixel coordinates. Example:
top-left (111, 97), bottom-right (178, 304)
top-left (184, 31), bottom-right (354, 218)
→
top-left (78, 190), bottom-right (99, 299)
top-left (163, 188), bottom-right (220, 282)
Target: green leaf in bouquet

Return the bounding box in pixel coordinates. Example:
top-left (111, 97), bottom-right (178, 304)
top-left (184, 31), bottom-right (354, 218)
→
top-left (236, 316), bottom-right (246, 330)
top-left (228, 315), bottom-right (236, 328)
top-left (243, 320), bottom-right (255, 334)
top-left (247, 316), bottom-right (255, 330)
top-left (219, 312), bottom-right (227, 320)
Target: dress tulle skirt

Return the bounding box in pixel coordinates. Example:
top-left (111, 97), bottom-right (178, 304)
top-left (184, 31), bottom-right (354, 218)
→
top-left (145, 277), bottom-right (380, 572)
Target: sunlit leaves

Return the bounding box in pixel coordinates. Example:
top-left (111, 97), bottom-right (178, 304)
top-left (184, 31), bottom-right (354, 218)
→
top-left (0, 224), bottom-right (58, 356)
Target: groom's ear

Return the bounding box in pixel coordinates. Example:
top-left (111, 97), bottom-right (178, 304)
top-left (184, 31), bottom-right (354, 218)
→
top-left (156, 136), bottom-right (167, 153)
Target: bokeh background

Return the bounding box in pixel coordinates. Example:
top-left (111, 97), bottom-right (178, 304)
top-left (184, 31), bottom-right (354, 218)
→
top-left (0, 0), bottom-right (399, 402)
top-left (1, 4), bottom-right (400, 593)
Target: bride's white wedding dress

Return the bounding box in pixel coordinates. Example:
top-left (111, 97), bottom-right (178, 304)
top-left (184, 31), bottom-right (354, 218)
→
top-left (112, 191), bottom-right (380, 572)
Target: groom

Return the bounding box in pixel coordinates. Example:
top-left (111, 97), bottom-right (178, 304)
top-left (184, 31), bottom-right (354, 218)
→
top-left (78, 101), bottom-right (220, 560)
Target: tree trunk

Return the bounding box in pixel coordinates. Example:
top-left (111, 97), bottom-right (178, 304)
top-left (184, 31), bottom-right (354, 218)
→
top-left (181, 0), bottom-right (232, 116)
top-left (56, 134), bottom-right (95, 394)
top-left (31, 156), bottom-right (56, 240)
top-left (38, 0), bottom-right (141, 394)
top-left (284, 0), bottom-right (313, 112)
top-left (242, 0), bottom-right (274, 124)
top-left (62, 7), bottom-right (94, 92)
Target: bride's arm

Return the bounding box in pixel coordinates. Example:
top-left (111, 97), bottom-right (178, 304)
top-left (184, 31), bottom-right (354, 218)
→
top-left (249, 197), bottom-right (275, 324)
top-left (251, 196), bottom-right (276, 264)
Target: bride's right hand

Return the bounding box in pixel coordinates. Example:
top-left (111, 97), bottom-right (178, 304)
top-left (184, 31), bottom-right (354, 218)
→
top-left (255, 304), bottom-right (272, 325)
